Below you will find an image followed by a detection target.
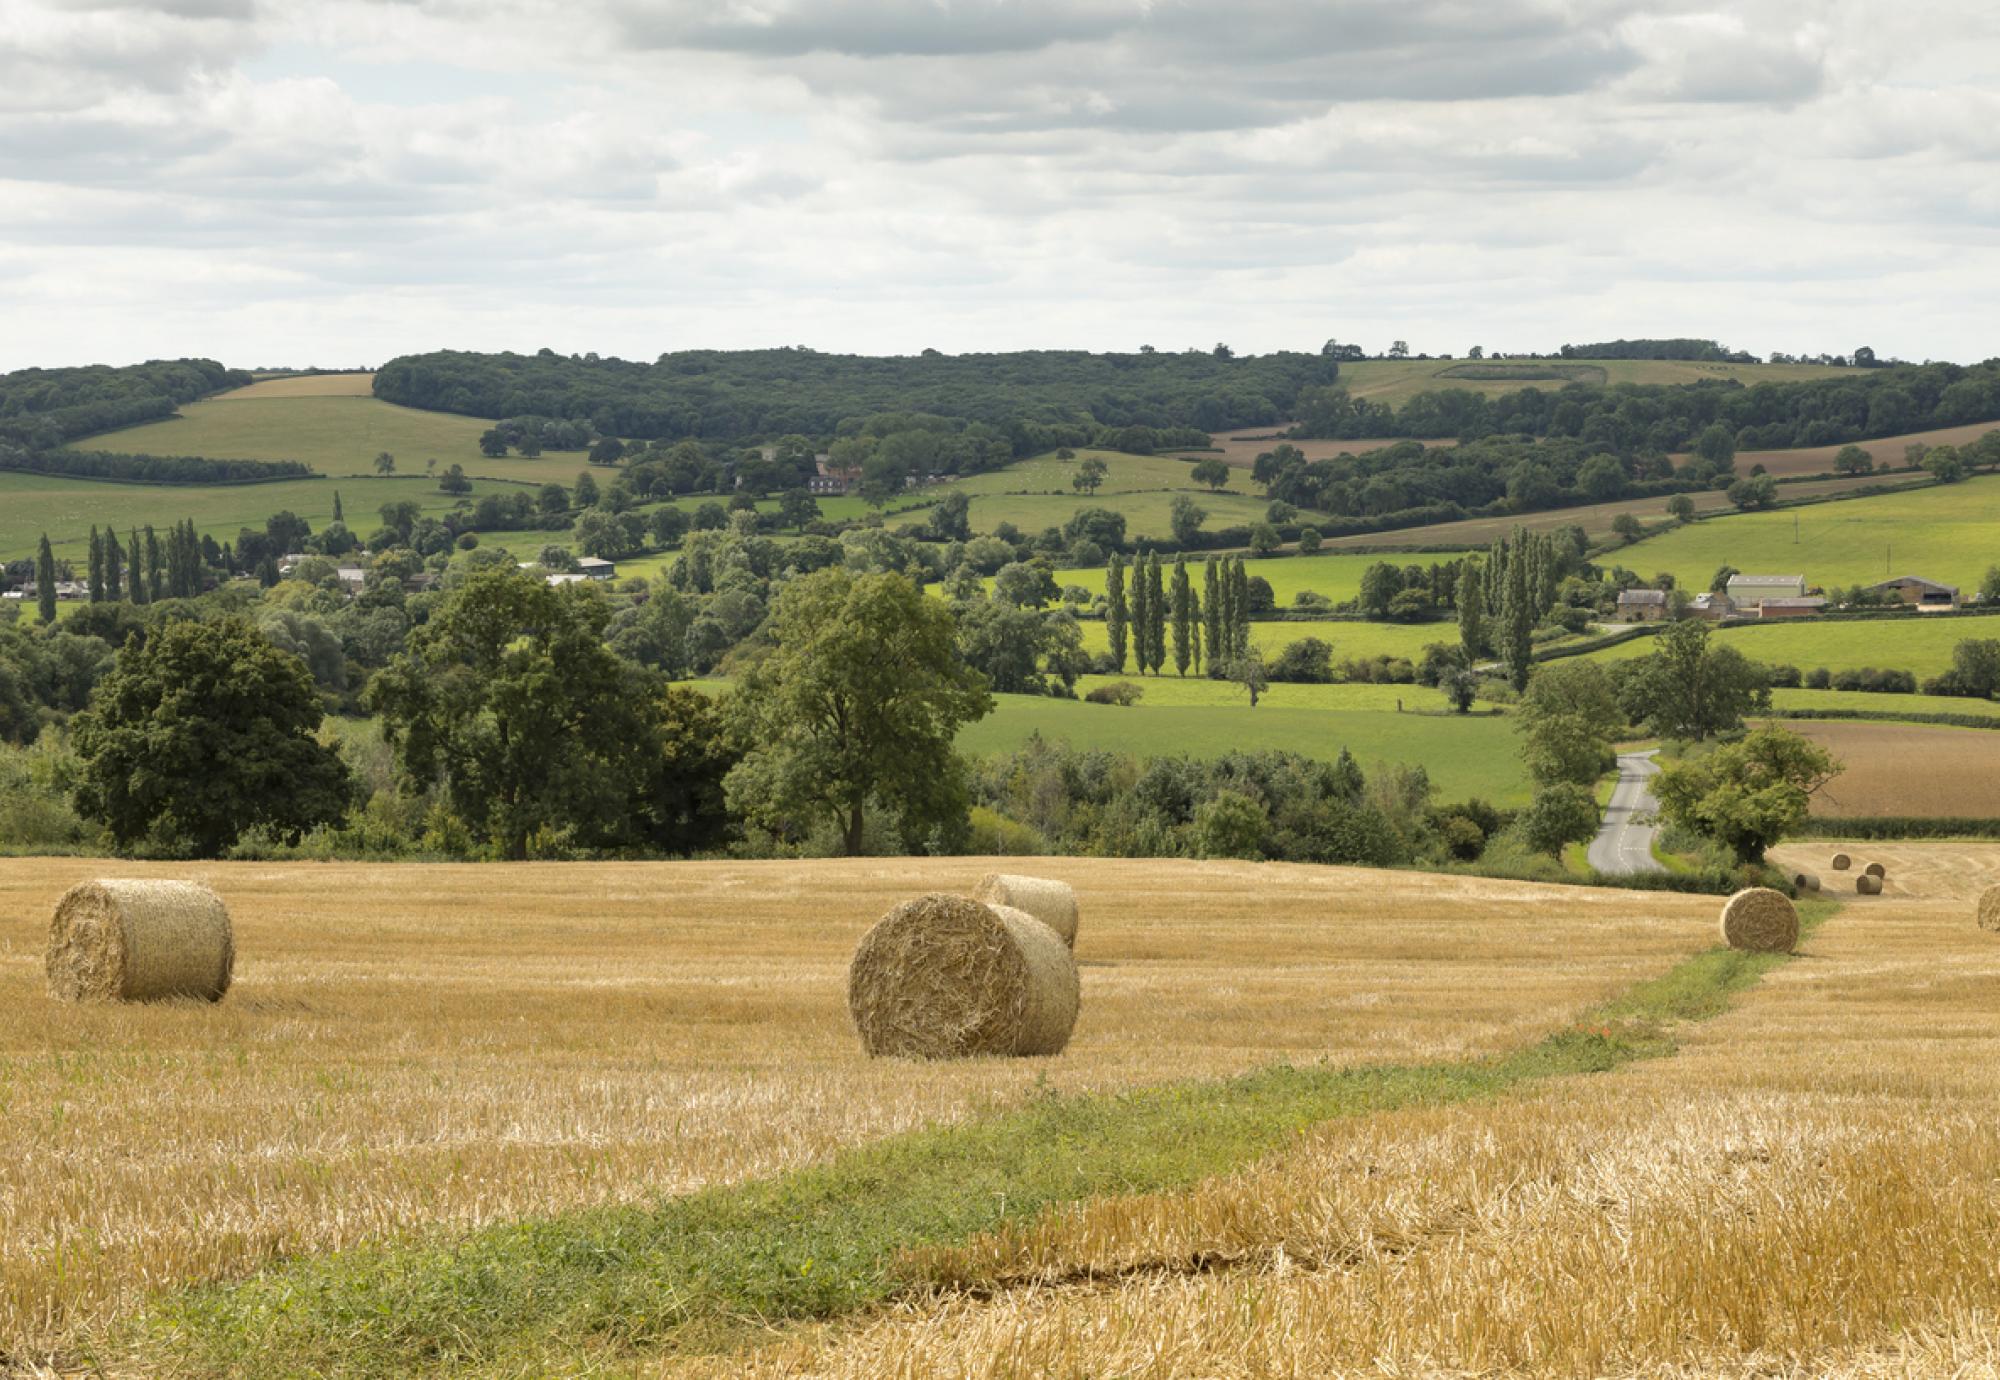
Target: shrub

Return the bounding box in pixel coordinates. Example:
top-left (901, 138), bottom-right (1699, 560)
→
top-left (1805, 666), bottom-right (1831, 689)
top-left (1766, 663), bottom-right (1803, 688)
top-left (1267, 637), bottom-right (1334, 684)
top-left (1084, 681), bottom-right (1144, 706)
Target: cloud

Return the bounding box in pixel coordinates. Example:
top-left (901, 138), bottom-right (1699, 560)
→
top-left (0, 0), bottom-right (1997, 368)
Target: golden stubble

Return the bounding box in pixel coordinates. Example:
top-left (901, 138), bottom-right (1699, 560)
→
top-left (661, 843), bottom-right (2000, 1379)
top-left (0, 857), bottom-right (1710, 1360)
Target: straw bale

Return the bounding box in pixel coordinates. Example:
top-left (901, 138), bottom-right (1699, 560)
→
top-left (1830, 853), bottom-right (1851, 871)
top-left (972, 873), bottom-right (1078, 948)
top-left (1718, 887), bottom-right (1798, 954)
top-left (1856, 875), bottom-right (1884, 896)
top-left (46, 880), bottom-right (234, 1003)
top-left (848, 894), bottom-right (1079, 1059)
top-left (1863, 862), bottom-right (1887, 879)
top-left (1790, 872), bottom-right (1820, 893)
top-left (1977, 886), bottom-right (2000, 932)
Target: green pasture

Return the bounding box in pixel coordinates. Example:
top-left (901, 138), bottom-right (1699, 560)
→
top-left (967, 490), bottom-right (1284, 541)
top-left (958, 693), bottom-right (1527, 804)
top-left (0, 471), bottom-right (531, 566)
top-left (1614, 474), bottom-right (1999, 593)
top-left (1070, 674), bottom-right (1459, 712)
top-left (1035, 549), bottom-right (1462, 606)
top-left (1768, 686), bottom-right (2000, 719)
top-left (1073, 616), bottom-right (1454, 663)
top-left (83, 395), bottom-right (497, 476)
top-left (1581, 614), bottom-right (2000, 679)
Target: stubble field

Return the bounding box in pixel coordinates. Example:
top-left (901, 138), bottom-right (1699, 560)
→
top-left (0, 856), bottom-right (1718, 1368)
top-left (1785, 719), bottom-right (2000, 817)
top-left (663, 842), bottom-right (2000, 1379)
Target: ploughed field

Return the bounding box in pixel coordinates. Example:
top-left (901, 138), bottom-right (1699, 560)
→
top-left (1786, 720), bottom-right (2000, 818)
top-left (0, 857), bottom-right (1716, 1363)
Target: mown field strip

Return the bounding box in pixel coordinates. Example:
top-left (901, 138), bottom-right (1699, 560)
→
top-left (132, 904), bottom-right (1832, 1378)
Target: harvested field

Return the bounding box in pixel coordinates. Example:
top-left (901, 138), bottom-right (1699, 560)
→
top-left (0, 857), bottom-right (1714, 1361)
top-left (1176, 429), bottom-right (1424, 469)
top-left (1320, 471), bottom-right (1927, 551)
top-left (1784, 720), bottom-right (2000, 818)
top-left (1675, 420), bottom-right (2000, 480)
top-left (675, 843), bottom-right (2000, 1379)
top-left (218, 372), bottom-right (378, 399)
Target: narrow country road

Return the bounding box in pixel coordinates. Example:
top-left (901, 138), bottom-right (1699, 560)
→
top-left (1587, 751), bottom-right (1666, 876)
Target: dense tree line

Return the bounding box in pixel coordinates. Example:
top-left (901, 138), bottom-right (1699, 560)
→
top-left (1557, 338), bottom-right (1757, 363)
top-left (373, 346), bottom-right (1337, 446)
top-left (0, 446), bottom-right (313, 485)
top-left (1289, 360), bottom-right (2000, 451)
top-left (0, 358), bottom-right (247, 449)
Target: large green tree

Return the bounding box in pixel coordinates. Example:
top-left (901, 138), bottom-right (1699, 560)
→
top-left (1616, 619), bottom-right (1770, 741)
top-left (724, 568), bottom-right (991, 855)
top-left (1654, 726), bottom-right (1838, 862)
top-left (71, 617), bottom-right (352, 855)
top-left (1516, 661), bottom-right (1624, 786)
top-left (367, 569), bottom-right (734, 858)
top-left (1105, 553), bottom-right (1129, 674)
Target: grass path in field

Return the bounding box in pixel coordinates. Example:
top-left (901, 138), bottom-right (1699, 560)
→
top-left (130, 904), bottom-right (1834, 1378)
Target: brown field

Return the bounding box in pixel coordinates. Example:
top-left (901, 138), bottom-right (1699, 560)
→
top-left (1317, 470), bottom-right (1932, 552)
top-left (214, 372), bottom-right (377, 400)
top-left (0, 857), bottom-right (1715, 1361)
top-left (1175, 429), bottom-right (1428, 469)
top-left (664, 842), bottom-right (2000, 1379)
top-left (1785, 720), bottom-right (2000, 818)
top-left (1679, 420), bottom-right (2000, 480)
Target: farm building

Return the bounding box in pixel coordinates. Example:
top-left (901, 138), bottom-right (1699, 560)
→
top-left (1726, 573), bottom-right (1808, 611)
top-left (1615, 589), bottom-right (1669, 622)
top-left (576, 557), bottom-right (617, 580)
top-left (1866, 575), bottom-right (1959, 611)
top-left (1689, 591), bottom-right (1733, 620)
top-left (1758, 596), bottom-right (1828, 619)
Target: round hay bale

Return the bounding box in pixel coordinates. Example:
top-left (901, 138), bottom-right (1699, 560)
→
top-left (46, 880), bottom-right (234, 1003)
top-left (1977, 886), bottom-right (2000, 932)
top-left (848, 894), bottom-right (1079, 1059)
top-left (1830, 853), bottom-right (1851, 871)
top-left (1864, 862), bottom-right (1887, 879)
top-left (1790, 872), bottom-right (1820, 893)
top-left (972, 873), bottom-right (1078, 948)
top-left (1856, 874), bottom-right (1884, 896)
top-left (1719, 887), bottom-right (1798, 954)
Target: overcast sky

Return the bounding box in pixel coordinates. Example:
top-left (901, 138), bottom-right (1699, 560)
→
top-left (3, 0), bottom-right (1996, 370)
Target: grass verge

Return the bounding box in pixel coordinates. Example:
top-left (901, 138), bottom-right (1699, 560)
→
top-left (128, 902), bottom-right (1834, 1378)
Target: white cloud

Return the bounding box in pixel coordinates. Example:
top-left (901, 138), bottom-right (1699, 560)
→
top-left (0, 0), bottom-right (1997, 368)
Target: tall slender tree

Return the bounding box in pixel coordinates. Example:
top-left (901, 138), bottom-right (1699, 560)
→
top-left (1203, 557), bottom-right (1223, 678)
top-left (1189, 591), bottom-right (1203, 675)
top-left (1224, 552), bottom-right (1240, 656)
top-left (1170, 555), bottom-right (1192, 677)
top-left (1130, 552), bottom-right (1153, 673)
top-left (333, 491), bottom-right (345, 524)
top-left (1458, 559), bottom-right (1486, 657)
top-left (104, 529), bottom-right (124, 602)
top-left (1503, 546), bottom-right (1534, 692)
top-left (36, 535), bottom-right (56, 625)
top-left (127, 529), bottom-right (147, 604)
top-left (1145, 553), bottom-right (1168, 675)
top-left (88, 527), bottom-right (105, 603)
top-left (144, 525), bottom-right (162, 603)
top-left (1105, 553), bottom-right (1129, 674)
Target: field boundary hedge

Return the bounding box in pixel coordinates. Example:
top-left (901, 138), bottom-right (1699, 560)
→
top-left (8, 450), bottom-right (315, 486)
top-left (1774, 708), bottom-right (2000, 730)
top-left (1798, 816), bottom-right (2000, 839)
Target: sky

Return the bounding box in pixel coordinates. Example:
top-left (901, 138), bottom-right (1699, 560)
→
top-left (2, 0), bottom-right (1997, 370)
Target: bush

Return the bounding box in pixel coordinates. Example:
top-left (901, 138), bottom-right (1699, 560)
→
top-left (1804, 666), bottom-right (1832, 689)
top-left (1084, 681), bottom-right (1144, 706)
top-left (1766, 663), bottom-right (1803, 688)
top-left (1267, 637), bottom-right (1334, 684)
top-left (964, 805), bottom-right (1048, 855)
top-left (1828, 666), bottom-right (1916, 694)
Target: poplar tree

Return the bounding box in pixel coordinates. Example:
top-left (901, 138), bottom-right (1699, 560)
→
top-left (88, 528), bottom-right (105, 603)
top-left (36, 535), bottom-right (56, 625)
top-left (144, 525), bottom-right (162, 603)
top-left (1190, 592), bottom-right (1203, 675)
top-left (1130, 553), bottom-right (1153, 673)
top-left (1503, 547), bottom-right (1534, 692)
top-left (333, 491), bottom-right (345, 523)
top-left (1458, 559), bottom-right (1486, 657)
top-left (1106, 553), bottom-right (1129, 673)
top-left (1203, 557), bottom-right (1223, 678)
top-left (127, 529), bottom-right (147, 605)
top-left (1231, 557), bottom-right (1251, 658)
top-left (1170, 556), bottom-right (1192, 677)
top-left (104, 529), bottom-right (124, 602)
top-left (1145, 553), bottom-right (1167, 675)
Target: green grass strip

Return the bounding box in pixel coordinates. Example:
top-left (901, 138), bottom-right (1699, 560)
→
top-left (131, 903), bottom-right (1834, 1378)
